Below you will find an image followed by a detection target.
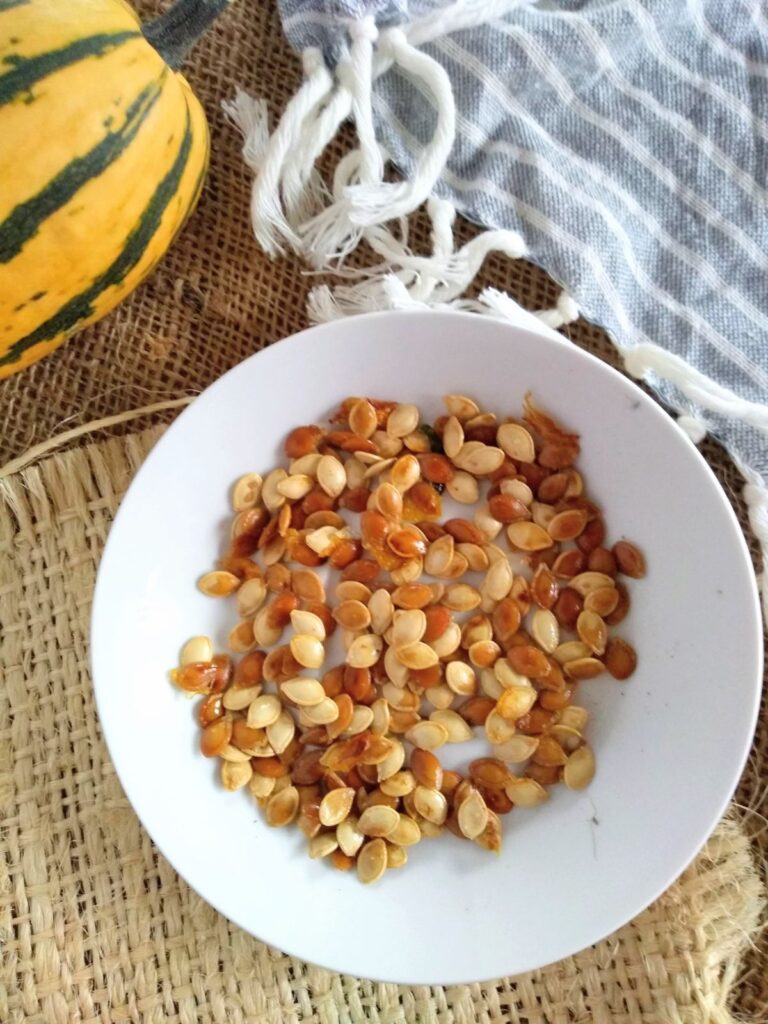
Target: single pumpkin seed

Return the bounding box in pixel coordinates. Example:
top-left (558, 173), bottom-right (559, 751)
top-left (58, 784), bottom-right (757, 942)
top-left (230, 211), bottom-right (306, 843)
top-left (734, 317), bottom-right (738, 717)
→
top-left (266, 710), bottom-right (295, 754)
top-left (346, 633), bottom-right (383, 668)
top-left (388, 813), bottom-right (422, 846)
top-left (496, 423), bottom-right (535, 462)
top-left (405, 720), bottom-right (449, 750)
top-left (290, 609), bottom-right (326, 640)
top-left (281, 677), bottom-right (325, 706)
top-left (445, 660), bottom-right (476, 696)
top-left (429, 709), bottom-right (474, 742)
top-left (492, 734), bottom-right (540, 763)
top-left (570, 571), bottom-right (615, 596)
top-left (221, 760), bottom-right (253, 791)
top-left (262, 468), bottom-right (288, 511)
top-left (309, 833), bottom-right (339, 858)
top-left (530, 608), bottom-right (560, 653)
top-left (276, 474), bottom-right (314, 501)
top-left (357, 838), bottom-right (388, 883)
top-left (457, 788), bottom-right (489, 839)
top-left (505, 777), bottom-right (549, 807)
top-left (337, 816), bottom-right (365, 856)
top-left (180, 635), bottom-right (213, 667)
top-left (198, 570), bottom-right (240, 597)
top-left (232, 472), bottom-right (263, 511)
top-left (265, 785), bottom-right (299, 826)
top-left (506, 522), bottom-right (554, 551)
top-left (413, 785), bottom-right (449, 825)
top-left (397, 642), bottom-right (438, 670)
top-left (358, 804), bottom-right (400, 837)
top-left (563, 745), bottom-right (596, 790)
top-left (246, 693), bottom-right (282, 728)
top-left (290, 634), bottom-right (325, 668)
top-left (237, 577), bottom-right (268, 618)
top-left (345, 704), bottom-right (375, 735)
top-left (301, 696), bottom-right (340, 725)
top-left (319, 787), bottom-right (356, 826)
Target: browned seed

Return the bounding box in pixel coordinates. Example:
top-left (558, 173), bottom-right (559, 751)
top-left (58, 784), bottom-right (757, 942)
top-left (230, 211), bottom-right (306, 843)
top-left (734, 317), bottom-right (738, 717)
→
top-left (604, 637), bottom-right (638, 679)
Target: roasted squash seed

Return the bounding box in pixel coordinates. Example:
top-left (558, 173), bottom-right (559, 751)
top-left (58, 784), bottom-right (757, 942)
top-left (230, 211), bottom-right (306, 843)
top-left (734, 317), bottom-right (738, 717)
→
top-left (174, 392), bottom-right (643, 882)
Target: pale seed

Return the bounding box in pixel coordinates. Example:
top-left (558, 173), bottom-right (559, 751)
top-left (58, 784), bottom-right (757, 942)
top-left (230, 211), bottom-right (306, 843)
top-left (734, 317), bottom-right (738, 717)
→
top-left (218, 744), bottom-right (254, 763)
top-left (377, 739), bottom-right (405, 781)
top-left (501, 477), bottom-right (534, 506)
top-left (281, 677), bottom-right (325, 706)
top-left (380, 771), bottom-right (416, 798)
top-left (445, 660), bottom-right (476, 696)
top-left (180, 635), bottom-right (213, 667)
top-left (369, 698), bottom-right (390, 736)
top-left (384, 645), bottom-right (409, 686)
top-left (345, 457), bottom-right (366, 489)
top-left (290, 634), bottom-right (325, 669)
top-left (290, 609), bottom-right (326, 640)
top-left (246, 694), bottom-right (282, 728)
top-left (474, 504), bottom-right (503, 540)
top-left (496, 685), bottom-right (537, 721)
top-left (262, 468), bottom-right (288, 511)
top-left (530, 608), bottom-right (560, 653)
top-left (198, 570), bottom-right (240, 597)
top-left (358, 804), bottom-right (400, 837)
top-left (413, 785), bottom-right (449, 825)
top-left (563, 745), bottom-right (596, 790)
top-left (406, 720), bottom-right (449, 750)
top-left (276, 474), bottom-right (313, 501)
top-left (564, 657), bottom-right (605, 680)
top-left (346, 633), bottom-right (383, 668)
top-left (480, 669), bottom-right (503, 700)
top-left (457, 788), bottom-right (488, 839)
top-left (425, 684), bottom-right (455, 709)
top-left (484, 559), bottom-right (514, 601)
top-left (494, 659), bottom-right (529, 689)
top-left (357, 838), bottom-right (388, 883)
top-left (570, 571), bottom-right (615, 596)
top-left (319, 787), bottom-right (356, 827)
top-left (506, 522), bottom-right (554, 551)
top-left (559, 705), bottom-right (589, 731)
top-left (456, 543), bottom-right (489, 571)
top-left (497, 423), bottom-right (535, 462)
top-left (424, 535), bottom-right (455, 576)
top-left (584, 586), bottom-right (619, 617)
top-left (371, 430), bottom-right (403, 458)
top-left (265, 785), bottom-right (299, 826)
top-left (345, 704), bottom-right (375, 735)
top-left (493, 735), bottom-right (540, 763)
top-left (349, 398), bottom-right (377, 438)
top-left (553, 640), bottom-right (591, 664)
top-left (337, 816), bottom-right (365, 856)
top-left (289, 453), bottom-right (322, 476)
top-left (577, 609), bottom-right (607, 655)
top-left (301, 696), bottom-right (340, 725)
top-left (221, 760), bottom-right (253, 791)
top-left (428, 621), bottom-right (461, 660)
top-left (446, 469), bottom-right (477, 503)
top-left (368, 588), bottom-right (394, 635)
top-left (232, 472), bottom-right (263, 511)
top-left (387, 403), bottom-right (420, 438)
top-left (444, 394), bottom-right (480, 420)
top-left (484, 710), bottom-right (516, 745)
top-left (443, 584), bottom-right (481, 612)
top-left (388, 814), bottom-right (421, 846)
top-left (317, 455), bottom-right (346, 498)
top-left (452, 442), bottom-right (505, 475)
top-left (333, 599), bottom-right (371, 631)
top-left (397, 642), bottom-right (438, 670)
top-left (266, 710), bottom-right (295, 754)
top-left (391, 454), bottom-right (421, 492)
top-left (429, 709), bottom-right (474, 742)
top-left (309, 833), bottom-right (339, 859)
top-left (222, 685), bottom-right (261, 711)
top-left (237, 577), bottom-right (267, 618)
top-left (248, 773), bottom-right (276, 799)
top-left (253, 607), bottom-right (282, 647)
top-left (336, 580), bottom-right (372, 603)
top-left (531, 502), bottom-right (556, 530)
top-left (505, 777), bottom-right (549, 807)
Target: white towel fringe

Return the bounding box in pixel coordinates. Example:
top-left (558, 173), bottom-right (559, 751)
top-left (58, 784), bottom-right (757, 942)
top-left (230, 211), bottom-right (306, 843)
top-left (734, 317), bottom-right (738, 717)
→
top-left (225, 6), bottom-right (768, 618)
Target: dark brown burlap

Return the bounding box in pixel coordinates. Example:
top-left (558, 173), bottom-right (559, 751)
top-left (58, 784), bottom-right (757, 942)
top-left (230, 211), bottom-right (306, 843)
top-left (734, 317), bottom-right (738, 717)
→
top-left (0, 0), bottom-right (764, 1016)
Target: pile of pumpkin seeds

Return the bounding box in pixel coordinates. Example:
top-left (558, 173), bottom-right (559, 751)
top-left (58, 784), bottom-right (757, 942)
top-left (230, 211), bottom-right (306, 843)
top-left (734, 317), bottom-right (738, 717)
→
top-left (171, 394), bottom-right (644, 884)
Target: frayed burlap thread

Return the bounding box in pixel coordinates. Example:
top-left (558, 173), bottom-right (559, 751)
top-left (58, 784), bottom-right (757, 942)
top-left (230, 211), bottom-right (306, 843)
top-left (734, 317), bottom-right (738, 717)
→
top-left (0, 428), bottom-right (763, 1023)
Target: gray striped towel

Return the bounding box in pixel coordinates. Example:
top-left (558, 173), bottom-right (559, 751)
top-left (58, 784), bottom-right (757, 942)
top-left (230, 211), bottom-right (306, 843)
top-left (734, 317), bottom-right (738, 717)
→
top-left (225, 0), bottom-right (768, 602)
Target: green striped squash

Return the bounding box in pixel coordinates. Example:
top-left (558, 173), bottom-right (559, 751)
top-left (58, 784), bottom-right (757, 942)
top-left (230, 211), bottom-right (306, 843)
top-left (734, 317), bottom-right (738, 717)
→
top-left (0, 0), bottom-right (229, 379)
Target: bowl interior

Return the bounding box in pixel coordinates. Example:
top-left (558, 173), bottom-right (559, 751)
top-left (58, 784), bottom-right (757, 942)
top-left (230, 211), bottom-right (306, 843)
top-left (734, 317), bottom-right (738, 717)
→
top-left (91, 310), bottom-right (762, 984)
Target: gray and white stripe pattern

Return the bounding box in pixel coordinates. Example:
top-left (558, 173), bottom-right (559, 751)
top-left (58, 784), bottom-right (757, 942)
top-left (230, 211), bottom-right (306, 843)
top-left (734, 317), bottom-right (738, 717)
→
top-left (278, 0), bottom-right (768, 482)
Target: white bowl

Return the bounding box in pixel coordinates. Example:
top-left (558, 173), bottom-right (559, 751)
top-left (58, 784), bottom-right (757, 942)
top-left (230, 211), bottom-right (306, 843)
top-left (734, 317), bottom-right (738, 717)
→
top-left (91, 310), bottom-right (762, 984)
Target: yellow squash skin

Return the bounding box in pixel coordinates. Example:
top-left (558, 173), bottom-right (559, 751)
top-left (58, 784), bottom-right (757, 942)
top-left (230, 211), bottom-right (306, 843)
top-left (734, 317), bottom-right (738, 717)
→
top-left (0, 0), bottom-right (213, 379)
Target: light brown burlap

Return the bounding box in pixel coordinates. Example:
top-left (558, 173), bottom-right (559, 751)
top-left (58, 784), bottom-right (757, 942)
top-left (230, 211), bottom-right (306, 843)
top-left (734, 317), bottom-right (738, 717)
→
top-left (0, 0), bottom-right (765, 1017)
top-left (0, 427), bottom-right (763, 1024)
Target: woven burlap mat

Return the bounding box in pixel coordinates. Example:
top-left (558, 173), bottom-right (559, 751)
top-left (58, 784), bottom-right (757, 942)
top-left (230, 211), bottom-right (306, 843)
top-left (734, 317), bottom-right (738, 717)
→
top-left (0, 427), bottom-right (762, 1024)
top-left (0, 0), bottom-right (766, 1017)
